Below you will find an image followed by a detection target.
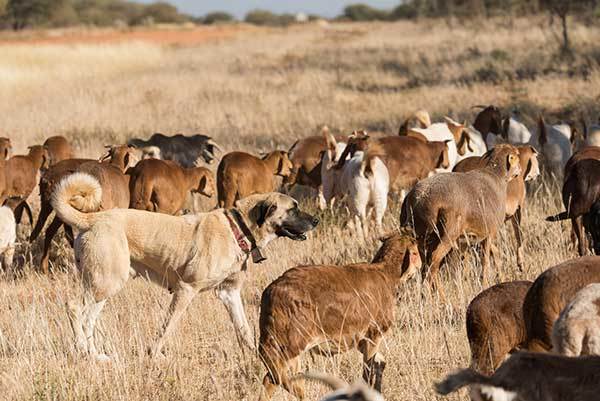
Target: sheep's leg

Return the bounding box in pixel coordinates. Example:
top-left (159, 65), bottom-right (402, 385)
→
top-left (425, 237), bottom-right (453, 294)
top-left (2, 245), bottom-right (14, 270)
top-left (40, 216), bottom-right (62, 274)
top-left (480, 238), bottom-right (492, 285)
top-left (511, 207), bottom-right (524, 271)
top-left (150, 283), bottom-right (197, 358)
top-left (30, 201), bottom-right (52, 241)
top-left (573, 216), bottom-right (588, 256)
top-left (317, 186), bottom-right (326, 210)
top-left (216, 272), bottom-right (255, 351)
top-left (281, 356), bottom-right (305, 400)
top-left (64, 225), bottom-right (75, 248)
top-left (359, 337), bottom-right (385, 391)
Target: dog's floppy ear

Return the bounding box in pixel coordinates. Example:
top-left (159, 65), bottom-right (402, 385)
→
top-left (251, 200), bottom-right (278, 227)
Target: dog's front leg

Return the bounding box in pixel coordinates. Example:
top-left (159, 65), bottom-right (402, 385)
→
top-left (150, 282), bottom-right (197, 358)
top-left (216, 271), bottom-right (255, 351)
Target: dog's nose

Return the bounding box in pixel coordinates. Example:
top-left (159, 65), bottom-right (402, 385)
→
top-left (312, 217), bottom-right (320, 227)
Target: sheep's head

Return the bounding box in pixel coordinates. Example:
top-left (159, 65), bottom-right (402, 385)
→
top-left (517, 145), bottom-right (540, 182)
top-left (0, 137), bottom-right (12, 160)
top-left (445, 117), bottom-right (473, 156)
top-left (372, 229), bottom-right (421, 283)
top-left (28, 145), bottom-right (49, 170)
top-left (263, 150), bottom-right (293, 177)
top-left (100, 144), bottom-right (138, 172)
top-left (481, 144), bottom-right (521, 181)
top-left (194, 168), bottom-right (215, 198)
top-left (332, 130), bottom-right (369, 170)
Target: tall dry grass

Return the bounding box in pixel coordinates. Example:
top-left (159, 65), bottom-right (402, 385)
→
top-left (0, 17), bottom-right (598, 400)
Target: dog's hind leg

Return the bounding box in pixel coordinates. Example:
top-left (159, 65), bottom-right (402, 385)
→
top-left (150, 282), bottom-right (197, 358)
top-left (66, 299), bottom-right (87, 356)
top-left (82, 297), bottom-right (108, 362)
top-left (217, 272), bottom-right (255, 351)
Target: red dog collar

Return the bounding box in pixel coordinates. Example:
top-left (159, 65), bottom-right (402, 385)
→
top-left (224, 209), bottom-right (266, 263)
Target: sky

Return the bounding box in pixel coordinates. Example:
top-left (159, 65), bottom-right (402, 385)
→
top-left (136, 1), bottom-right (401, 18)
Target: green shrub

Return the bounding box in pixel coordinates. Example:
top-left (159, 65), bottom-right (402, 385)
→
top-left (201, 11), bottom-right (234, 24)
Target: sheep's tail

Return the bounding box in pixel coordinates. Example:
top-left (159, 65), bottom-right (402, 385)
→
top-left (546, 211), bottom-right (569, 222)
top-left (435, 369), bottom-right (492, 395)
top-left (51, 172), bottom-right (102, 231)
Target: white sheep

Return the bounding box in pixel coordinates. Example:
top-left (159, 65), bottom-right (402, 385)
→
top-left (340, 147), bottom-right (389, 238)
top-left (321, 130), bottom-right (389, 238)
top-left (552, 283), bottom-right (600, 356)
top-left (532, 116), bottom-right (577, 174)
top-left (410, 117), bottom-right (485, 170)
top-left (0, 206), bottom-right (16, 270)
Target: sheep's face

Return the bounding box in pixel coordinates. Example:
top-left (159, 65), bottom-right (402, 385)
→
top-left (276, 151), bottom-right (293, 177)
top-left (196, 170), bottom-right (215, 198)
top-left (518, 145), bottom-right (540, 182)
top-left (506, 151), bottom-right (521, 180)
top-left (0, 138), bottom-right (11, 160)
top-left (28, 145), bottom-right (49, 170)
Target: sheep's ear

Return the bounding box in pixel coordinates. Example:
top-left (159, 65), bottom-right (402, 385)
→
top-left (502, 118), bottom-right (510, 140)
top-left (538, 115), bottom-right (548, 146)
top-left (399, 247), bottom-right (420, 280)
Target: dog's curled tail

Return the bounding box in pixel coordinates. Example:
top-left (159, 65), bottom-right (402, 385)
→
top-left (51, 172), bottom-right (102, 231)
top-left (435, 369), bottom-right (492, 395)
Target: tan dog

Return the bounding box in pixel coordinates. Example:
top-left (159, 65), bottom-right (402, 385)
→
top-left (52, 172), bottom-right (319, 362)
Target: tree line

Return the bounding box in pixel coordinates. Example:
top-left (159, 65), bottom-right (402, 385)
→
top-left (0, 0), bottom-right (191, 30)
top-left (1, 0), bottom-right (598, 53)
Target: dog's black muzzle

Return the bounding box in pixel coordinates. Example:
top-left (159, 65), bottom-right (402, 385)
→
top-left (275, 209), bottom-right (319, 241)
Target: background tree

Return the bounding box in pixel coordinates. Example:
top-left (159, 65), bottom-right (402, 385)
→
top-left (6, 0), bottom-right (54, 30)
top-left (540, 0), bottom-right (596, 53)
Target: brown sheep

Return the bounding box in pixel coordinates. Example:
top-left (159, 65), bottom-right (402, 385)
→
top-left (0, 137), bottom-right (12, 160)
top-left (128, 159), bottom-right (214, 215)
top-left (3, 145), bottom-right (49, 224)
top-left (43, 136), bottom-right (73, 166)
top-left (436, 351), bottom-right (600, 401)
top-left (401, 144), bottom-right (521, 289)
top-left (466, 281), bottom-right (532, 401)
top-left (334, 132), bottom-right (450, 196)
top-left (258, 231), bottom-right (421, 400)
top-left (217, 150), bottom-right (293, 208)
top-left (521, 256), bottom-right (600, 352)
top-left (31, 145), bottom-right (135, 273)
top-left (467, 281), bottom-right (533, 374)
top-left (453, 145), bottom-right (540, 269)
top-left (283, 133), bottom-right (348, 208)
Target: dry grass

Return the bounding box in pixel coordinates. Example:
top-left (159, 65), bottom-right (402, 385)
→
top-left (0, 17), bottom-right (598, 400)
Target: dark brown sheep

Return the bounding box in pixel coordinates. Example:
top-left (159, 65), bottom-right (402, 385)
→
top-left (217, 150), bottom-right (293, 208)
top-left (466, 281), bottom-right (533, 401)
top-left (128, 158), bottom-right (215, 215)
top-left (546, 159), bottom-right (600, 255)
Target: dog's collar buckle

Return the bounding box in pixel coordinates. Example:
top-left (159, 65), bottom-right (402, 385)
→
top-left (225, 209), bottom-right (266, 264)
